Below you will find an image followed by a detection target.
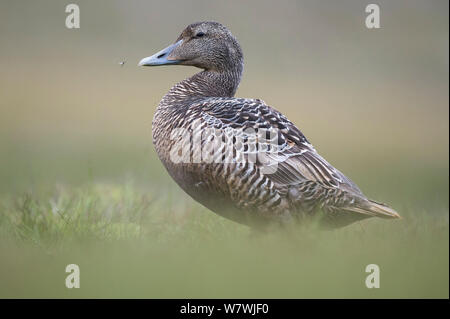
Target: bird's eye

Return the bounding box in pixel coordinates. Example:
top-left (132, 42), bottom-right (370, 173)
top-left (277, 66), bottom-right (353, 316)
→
top-left (195, 32), bottom-right (205, 38)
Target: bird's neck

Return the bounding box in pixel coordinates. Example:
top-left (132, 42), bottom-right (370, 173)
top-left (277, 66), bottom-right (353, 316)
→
top-left (164, 67), bottom-right (243, 104)
top-left (190, 67), bottom-right (243, 97)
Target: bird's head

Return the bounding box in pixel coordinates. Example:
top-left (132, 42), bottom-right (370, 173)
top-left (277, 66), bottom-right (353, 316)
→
top-left (139, 21), bottom-right (243, 73)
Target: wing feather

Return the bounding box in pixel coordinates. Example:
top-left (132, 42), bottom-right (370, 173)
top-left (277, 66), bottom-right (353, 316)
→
top-left (195, 97), bottom-right (362, 196)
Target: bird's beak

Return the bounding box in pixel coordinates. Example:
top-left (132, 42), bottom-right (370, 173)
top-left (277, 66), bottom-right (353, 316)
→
top-left (138, 40), bottom-right (183, 66)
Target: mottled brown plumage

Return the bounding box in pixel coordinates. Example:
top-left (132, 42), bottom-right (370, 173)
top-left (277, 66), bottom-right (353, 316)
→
top-left (140, 21), bottom-right (400, 229)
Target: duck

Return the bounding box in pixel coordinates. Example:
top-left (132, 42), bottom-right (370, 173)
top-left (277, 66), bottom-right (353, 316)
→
top-left (139, 21), bottom-right (400, 229)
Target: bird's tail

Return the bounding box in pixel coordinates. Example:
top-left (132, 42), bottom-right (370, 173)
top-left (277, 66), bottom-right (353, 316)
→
top-left (345, 199), bottom-right (401, 219)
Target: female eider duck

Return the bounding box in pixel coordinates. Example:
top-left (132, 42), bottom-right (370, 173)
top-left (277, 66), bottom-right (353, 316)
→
top-left (139, 21), bottom-right (400, 229)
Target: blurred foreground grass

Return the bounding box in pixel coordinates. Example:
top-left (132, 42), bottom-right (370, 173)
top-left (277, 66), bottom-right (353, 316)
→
top-left (0, 144), bottom-right (448, 298)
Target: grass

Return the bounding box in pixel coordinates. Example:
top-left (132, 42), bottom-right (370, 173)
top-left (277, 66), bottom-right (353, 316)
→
top-left (0, 182), bottom-right (246, 250)
top-left (0, 163), bottom-right (448, 298)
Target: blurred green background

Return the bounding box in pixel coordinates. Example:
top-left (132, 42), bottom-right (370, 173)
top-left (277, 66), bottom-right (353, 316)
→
top-left (0, 0), bottom-right (448, 298)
